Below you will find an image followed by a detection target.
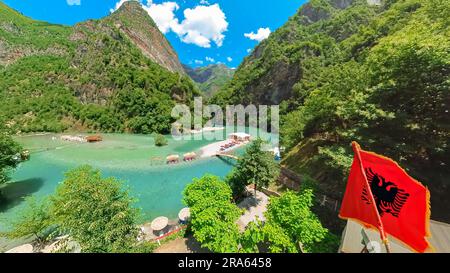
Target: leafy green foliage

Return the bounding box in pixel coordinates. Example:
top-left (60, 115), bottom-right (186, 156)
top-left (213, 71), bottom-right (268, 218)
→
top-left (224, 169), bottom-right (248, 199)
top-left (238, 220), bottom-right (265, 253)
top-left (183, 175), bottom-right (242, 253)
top-left (238, 190), bottom-right (338, 253)
top-left (281, 0), bottom-right (449, 204)
top-left (213, 0), bottom-right (449, 218)
top-left (262, 190), bottom-right (337, 253)
top-left (184, 64), bottom-right (234, 98)
top-left (229, 139), bottom-right (280, 195)
top-left (2, 197), bottom-right (51, 245)
top-left (50, 166), bottom-right (139, 253)
top-left (154, 134), bottom-right (168, 147)
top-left (0, 132), bottom-right (22, 184)
top-left (0, 2), bottom-right (199, 134)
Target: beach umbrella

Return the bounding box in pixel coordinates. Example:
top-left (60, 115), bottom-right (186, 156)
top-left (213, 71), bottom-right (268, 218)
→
top-left (166, 155), bottom-right (180, 163)
top-left (5, 244), bottom-right (33, 253)
top-left (178, 207), bottom-right (191, 222)
top-left (151, 216), bottom-right (169, 233)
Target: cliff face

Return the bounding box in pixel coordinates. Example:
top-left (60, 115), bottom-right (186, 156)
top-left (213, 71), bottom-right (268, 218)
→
top-left (108, 1), bottom-right (185, 74)
top-left (212, 0), bottom-right (378, 106)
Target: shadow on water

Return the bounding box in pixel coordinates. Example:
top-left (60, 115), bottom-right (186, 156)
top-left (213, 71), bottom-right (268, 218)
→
top-left (0, 178), bottom-right (45, 213)
top-left (216, 156), bottom-right (237, 167)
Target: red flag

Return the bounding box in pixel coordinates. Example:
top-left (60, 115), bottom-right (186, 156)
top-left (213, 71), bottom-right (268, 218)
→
top-left (339, 142), bottom-right (432, 253)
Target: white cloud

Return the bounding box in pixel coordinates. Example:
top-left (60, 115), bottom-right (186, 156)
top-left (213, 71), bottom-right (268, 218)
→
top-left (247, 48), bottom-right (252, 53)
top-left (110, 1), bottom-right (228, 48)
top-left (205, 56), bottom-right (215, 62)
top-left (142, 1), bottom-right (180, 34)
top-left (110, 0), bottom-right (131, 13)
top-left (176, 4), bottom-right (228, 48)
top-left (227, 57), bottom-right (232, 62)
top-left (194, 60), bottom-right (204, 65)
top-left (67, 0), bottom-right (81, 5)
top-left (244, 27), bottom-right (271, 42)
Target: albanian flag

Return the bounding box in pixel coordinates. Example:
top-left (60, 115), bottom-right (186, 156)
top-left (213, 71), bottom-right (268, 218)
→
top-left (339, 142), bottom-right (432, 253)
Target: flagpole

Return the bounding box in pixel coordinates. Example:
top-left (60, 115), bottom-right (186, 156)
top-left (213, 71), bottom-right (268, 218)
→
top-left (352, 142), bottom-right (391, 253)
top-left (384, 239), bottom-right (392, 253)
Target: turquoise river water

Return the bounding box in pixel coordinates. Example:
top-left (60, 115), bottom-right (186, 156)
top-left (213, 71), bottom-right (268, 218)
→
top-left (0, 128), bottom-right (276, 236)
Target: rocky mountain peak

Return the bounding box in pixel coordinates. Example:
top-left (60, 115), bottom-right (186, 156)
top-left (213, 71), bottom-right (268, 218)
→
top-left (107, 0), bottom-right (185, 74)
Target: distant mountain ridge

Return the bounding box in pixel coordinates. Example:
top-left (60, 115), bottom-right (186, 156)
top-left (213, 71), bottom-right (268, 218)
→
top-left (183, 64), bottom-right (234, 98)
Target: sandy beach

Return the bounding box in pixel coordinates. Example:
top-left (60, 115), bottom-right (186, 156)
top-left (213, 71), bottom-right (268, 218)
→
top-left (190, 126), bottom-right (225, 134)
top-left (199, 140), bottom-right (248, 158)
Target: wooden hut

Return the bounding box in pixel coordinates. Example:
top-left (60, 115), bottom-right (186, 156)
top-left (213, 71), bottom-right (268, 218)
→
top-left (86, 135), bottom-right (103, 143)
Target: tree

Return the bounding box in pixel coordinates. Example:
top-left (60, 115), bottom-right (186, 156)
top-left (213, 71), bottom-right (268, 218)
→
top-left (262, 190), bottom-right (335, 253)
top-left (239, 220), bottom-right (265, 253)
top-left (225, 169), bottom-right (247, 199)
top-left (154, 133), bottom-right (168, 147)
top-left (233, 138), bottom-right (280, 196)
top-left (183, 175), bottom-right (234, 208)
top-left (0, 132), bottom-right (22, 185)
top-left (2, 197), bottom-right (51, 246)
top-left (183, 175), bottom-right (242, 253)
top-left (50, 166), bottom-right (139, 253)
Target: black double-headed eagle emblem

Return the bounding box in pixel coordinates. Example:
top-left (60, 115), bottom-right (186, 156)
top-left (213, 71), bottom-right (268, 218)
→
top-left (362, 168), bottom-right (410, 218)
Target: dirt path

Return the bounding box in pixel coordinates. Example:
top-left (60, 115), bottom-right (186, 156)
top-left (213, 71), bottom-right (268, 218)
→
top-left (153, 235), bottom-right (208, 253)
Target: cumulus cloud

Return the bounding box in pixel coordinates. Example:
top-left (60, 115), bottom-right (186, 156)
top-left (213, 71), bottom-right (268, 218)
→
top-left (110, 1), bottom-right (228, 48)
top-left (142, 1), bottom-right (180, 34)
top-left (227, 57), bottom-right (232, 62)
top-left (244, 27), bottom-right (271, 42)
top-left (175, 4), bottom-right (228, 48)
top-left (67, 0), bottom-right (81, 5)
top-left (205, 56), bottom-right (215, 62)
top-left (194, 60), bottom-right (204, 65)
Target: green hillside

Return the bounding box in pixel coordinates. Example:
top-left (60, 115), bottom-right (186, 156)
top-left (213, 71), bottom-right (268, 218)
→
top-left (0, 1), bottom-right (199, 134)
top-left (213, 0), bottom-right (449, 222)
top-left (183, 64), bottom-right (234, 98)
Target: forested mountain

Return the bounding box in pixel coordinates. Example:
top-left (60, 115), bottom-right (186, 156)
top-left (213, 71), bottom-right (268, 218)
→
top-left (213, 0), bottom-right (449, 222)
top-left (0, 1), bottom-right (198, 134)
top-left (183, 64), bottom-right (234, 97)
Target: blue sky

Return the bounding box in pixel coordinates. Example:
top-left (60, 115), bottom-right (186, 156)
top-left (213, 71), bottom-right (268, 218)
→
top-left (1, 0), bottom-right (307, 68)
